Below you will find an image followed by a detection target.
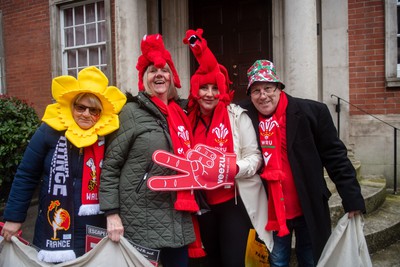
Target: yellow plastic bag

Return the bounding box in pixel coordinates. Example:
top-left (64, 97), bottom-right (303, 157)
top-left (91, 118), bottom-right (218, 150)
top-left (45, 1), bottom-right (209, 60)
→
top-left (245, 229), bottom-right (270, 267)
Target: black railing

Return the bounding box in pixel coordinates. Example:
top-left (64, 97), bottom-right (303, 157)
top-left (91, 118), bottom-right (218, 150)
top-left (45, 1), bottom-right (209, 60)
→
top-left (331, 94), bottom-right (398, 194)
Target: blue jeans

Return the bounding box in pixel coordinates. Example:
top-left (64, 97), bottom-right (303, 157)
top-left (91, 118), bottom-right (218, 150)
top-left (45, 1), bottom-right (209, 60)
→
top-left (269, 216), bottom-right (315, 267)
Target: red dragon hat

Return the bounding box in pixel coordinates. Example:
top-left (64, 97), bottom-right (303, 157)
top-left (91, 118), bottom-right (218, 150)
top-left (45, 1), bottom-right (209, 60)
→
top-left (136, 34), bottom-right (181, 91)
top-left (183, 28), bottom-right (233, 109)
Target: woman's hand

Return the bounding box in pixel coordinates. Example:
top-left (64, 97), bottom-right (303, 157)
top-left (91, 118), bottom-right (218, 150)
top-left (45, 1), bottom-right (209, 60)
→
top-left (106, 214), bottom-right (124, 242)
top-left (1, 221), bottom-right (22, 241)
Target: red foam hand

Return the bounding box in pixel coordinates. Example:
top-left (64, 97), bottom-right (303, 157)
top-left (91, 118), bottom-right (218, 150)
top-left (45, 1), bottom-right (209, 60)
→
top-left (147, 144), bottom-right (236, 191)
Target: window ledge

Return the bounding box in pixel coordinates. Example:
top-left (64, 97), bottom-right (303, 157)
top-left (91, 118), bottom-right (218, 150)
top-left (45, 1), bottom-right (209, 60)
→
top-left (386, 77), bottom-right (400, 88)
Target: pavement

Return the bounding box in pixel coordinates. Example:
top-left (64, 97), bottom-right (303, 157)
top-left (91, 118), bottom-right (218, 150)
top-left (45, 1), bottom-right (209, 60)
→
top-left (2, 202), bottom-right (400, 266)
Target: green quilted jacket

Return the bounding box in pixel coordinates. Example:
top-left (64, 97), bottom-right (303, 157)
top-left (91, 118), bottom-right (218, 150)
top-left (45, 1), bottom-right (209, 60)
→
top-left (99, 92), bottom-right (195, 249)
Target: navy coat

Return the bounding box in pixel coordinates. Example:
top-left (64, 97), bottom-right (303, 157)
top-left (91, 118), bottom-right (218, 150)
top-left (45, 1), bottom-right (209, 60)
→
top-left (3, 123), bottom-right (105, 257)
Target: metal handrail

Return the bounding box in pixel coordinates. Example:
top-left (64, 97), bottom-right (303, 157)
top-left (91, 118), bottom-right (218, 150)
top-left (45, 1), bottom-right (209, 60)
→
top-left (331, 94), bottom-right (398, 194)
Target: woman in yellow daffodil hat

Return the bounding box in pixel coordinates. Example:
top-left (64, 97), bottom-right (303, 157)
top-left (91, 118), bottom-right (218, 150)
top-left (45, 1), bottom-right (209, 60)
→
top-left (1, 66), bottom-right (126, 263)
top-left (42, 66), bottom-right (127, 148)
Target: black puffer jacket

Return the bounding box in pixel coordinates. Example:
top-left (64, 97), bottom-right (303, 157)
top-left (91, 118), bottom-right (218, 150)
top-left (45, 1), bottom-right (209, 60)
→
top-left (99, 92), bottom-right (195, 249)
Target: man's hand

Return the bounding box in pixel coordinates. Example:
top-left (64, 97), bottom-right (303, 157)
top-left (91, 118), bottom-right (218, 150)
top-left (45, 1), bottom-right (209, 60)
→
top-left (348, 210), bottom-right (361, 218)
top-left (147, 144), bottom-right (237, 191)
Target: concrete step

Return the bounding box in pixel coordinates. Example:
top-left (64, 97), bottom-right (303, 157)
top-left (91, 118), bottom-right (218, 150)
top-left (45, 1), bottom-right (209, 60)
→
top-left (328, 175), bottom-right (387, 226)
top-left (364, 193), bottom-right (400, 254)
top-left (370, 238), bottom-right (400, 267)
top-left (327, 175), bottom-right (400, 254)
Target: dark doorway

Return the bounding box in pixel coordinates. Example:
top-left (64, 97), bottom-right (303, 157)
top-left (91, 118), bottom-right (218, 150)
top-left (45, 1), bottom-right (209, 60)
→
top-left (188, 0), bottom-right (272, 103)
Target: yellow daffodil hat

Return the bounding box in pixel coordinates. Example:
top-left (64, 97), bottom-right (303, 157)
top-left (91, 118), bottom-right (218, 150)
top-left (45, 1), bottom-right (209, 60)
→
top-left (42, 66), bottom-right (127, 148)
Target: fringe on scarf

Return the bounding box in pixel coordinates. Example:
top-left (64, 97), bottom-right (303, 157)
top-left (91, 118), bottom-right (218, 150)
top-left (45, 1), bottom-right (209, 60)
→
top-left (78, 203), bottom-right (101, 216)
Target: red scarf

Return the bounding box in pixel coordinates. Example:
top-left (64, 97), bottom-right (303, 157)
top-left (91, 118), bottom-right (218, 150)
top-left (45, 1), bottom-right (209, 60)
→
top-left (151, 96), bottom-right (206, 258)
top-left (189, 101), bottom-right (233, 153)
top-left (151, 96), bottom-right (198, 212)
top-left (258, 92), bottom-right (290, 237)
top-left (190, 101), bottom-right (235, 205)
top-left (79, 138), bottom-right (105, 216)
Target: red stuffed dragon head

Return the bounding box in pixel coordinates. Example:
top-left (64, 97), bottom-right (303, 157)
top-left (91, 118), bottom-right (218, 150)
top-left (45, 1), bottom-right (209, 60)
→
top-left (136, 34), bottom-right (181, 91)
top-left (183, 28), bottom-right (233, 107)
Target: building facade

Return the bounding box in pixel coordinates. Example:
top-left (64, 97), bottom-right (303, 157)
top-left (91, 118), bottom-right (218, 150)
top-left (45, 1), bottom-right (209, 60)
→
top-left (0, 0), bottom-right (399, 187)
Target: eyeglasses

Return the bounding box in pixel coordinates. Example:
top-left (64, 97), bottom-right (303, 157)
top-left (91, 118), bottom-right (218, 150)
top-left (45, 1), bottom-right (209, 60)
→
top-left (250, 86), bottom-right (278, 97)
top-left (74, 104), bottom-right (101, 116)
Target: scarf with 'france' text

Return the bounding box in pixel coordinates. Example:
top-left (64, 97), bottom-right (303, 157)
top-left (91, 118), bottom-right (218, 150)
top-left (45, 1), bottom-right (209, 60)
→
top-left (38, 136), bottom-right (75, 263)
top-left (38, 136), bottom-right (104, 263)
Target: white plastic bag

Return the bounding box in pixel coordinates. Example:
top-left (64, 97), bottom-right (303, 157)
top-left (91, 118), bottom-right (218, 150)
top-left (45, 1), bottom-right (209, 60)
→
top-left (317, 213), bottom-right (372, 267)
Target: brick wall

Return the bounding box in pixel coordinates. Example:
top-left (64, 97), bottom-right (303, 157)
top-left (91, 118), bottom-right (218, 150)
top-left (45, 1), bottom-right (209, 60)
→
top-left (1, 0), bottom-right (52, 118)
top-left (1, 0), bottom-right (116, 118)
top-left (348, 0), bottom-right (400, 115)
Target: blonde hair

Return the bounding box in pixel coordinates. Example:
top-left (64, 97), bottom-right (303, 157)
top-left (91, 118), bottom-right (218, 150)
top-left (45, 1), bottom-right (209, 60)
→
top-left (143, 64), bottom-right (178, 100)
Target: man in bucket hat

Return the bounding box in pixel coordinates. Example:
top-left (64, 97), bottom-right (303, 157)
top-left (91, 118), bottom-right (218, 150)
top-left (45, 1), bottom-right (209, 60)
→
top-left (239, 60), bottom-right (365, 266)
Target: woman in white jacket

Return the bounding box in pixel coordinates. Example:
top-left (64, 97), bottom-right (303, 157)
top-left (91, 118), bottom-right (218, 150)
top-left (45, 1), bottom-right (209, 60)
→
top-left (184, 29), bottom-right (273, 267)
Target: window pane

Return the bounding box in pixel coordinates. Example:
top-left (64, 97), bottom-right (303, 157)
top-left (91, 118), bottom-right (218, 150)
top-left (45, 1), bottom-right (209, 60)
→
top-left (68, 69), bottom-right (77, 77)
top-left (98, 21), bottom-right (105, 42)
top-left (398, 2), bottom-right (400, 74)
top-left (100, 45), bottom-right (106, 64)
top-left (75, 25), bottom-right (85, 46)
top-left (78, 48), bottom-right (88, 67)
top-left (398, 38), bottom-right (400, 62)
top-left (89, 47), bottom-right (99, 65)
top-left (75, 6), bottom-right (84, 25)
top-left (67, 51), bottom-right (76, 67)
top-left (64, 8), bottom-right (73, 27)
top-left (398, 5), bottom-right (400, 33)
top-left (86, 23), bottom-right (96, 44)
top-left (65, 27), bottom-right (74, 47)
top-left (86, 3), bottom-right (96, 23)
top-left (97, 2), bottom-right (105, 21)
top-left (101, 66), bottom-right (107, 75)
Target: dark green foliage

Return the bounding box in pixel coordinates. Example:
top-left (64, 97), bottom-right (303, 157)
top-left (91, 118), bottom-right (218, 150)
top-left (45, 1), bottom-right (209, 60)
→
top-left (0, 95), bottom-right (40, 189)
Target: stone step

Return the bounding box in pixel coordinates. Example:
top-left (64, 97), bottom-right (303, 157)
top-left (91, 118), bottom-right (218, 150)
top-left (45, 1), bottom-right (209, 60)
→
top-left (363, 193), bottom-right (400, 254)
top-left (288, 187), bottom-right (400, 266)
top-left (370, 238), bottom-right (400, 267)
top-left (328, 175), bottom-right (387, 225)
top-left (327, 175), bottom-right (400, 253)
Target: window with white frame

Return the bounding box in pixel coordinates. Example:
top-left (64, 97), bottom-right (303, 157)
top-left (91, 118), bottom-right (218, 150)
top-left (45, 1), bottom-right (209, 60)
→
top-left (50, 0), bottom-right (112, 79)
top-left (385, 0), bottom-right (400, 87)
top-left (397, 0), bottom-right (400, 77)
top-left (0, 11), bottom-right (5, 94)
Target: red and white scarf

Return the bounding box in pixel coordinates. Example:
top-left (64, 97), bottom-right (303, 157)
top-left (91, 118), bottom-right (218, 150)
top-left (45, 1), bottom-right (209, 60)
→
top-left (38, 136), bottom-right (104, 263)
top-left (258, 91), bottom-right (290, 237)
top-left (151, 96), bottom-right (198, 212)
top-left (78, 137), bottom-right (104, 216)
top-left (189, 101), bottom-right (234, 154)
top-left (151, 96), bottom-right (207, 258)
